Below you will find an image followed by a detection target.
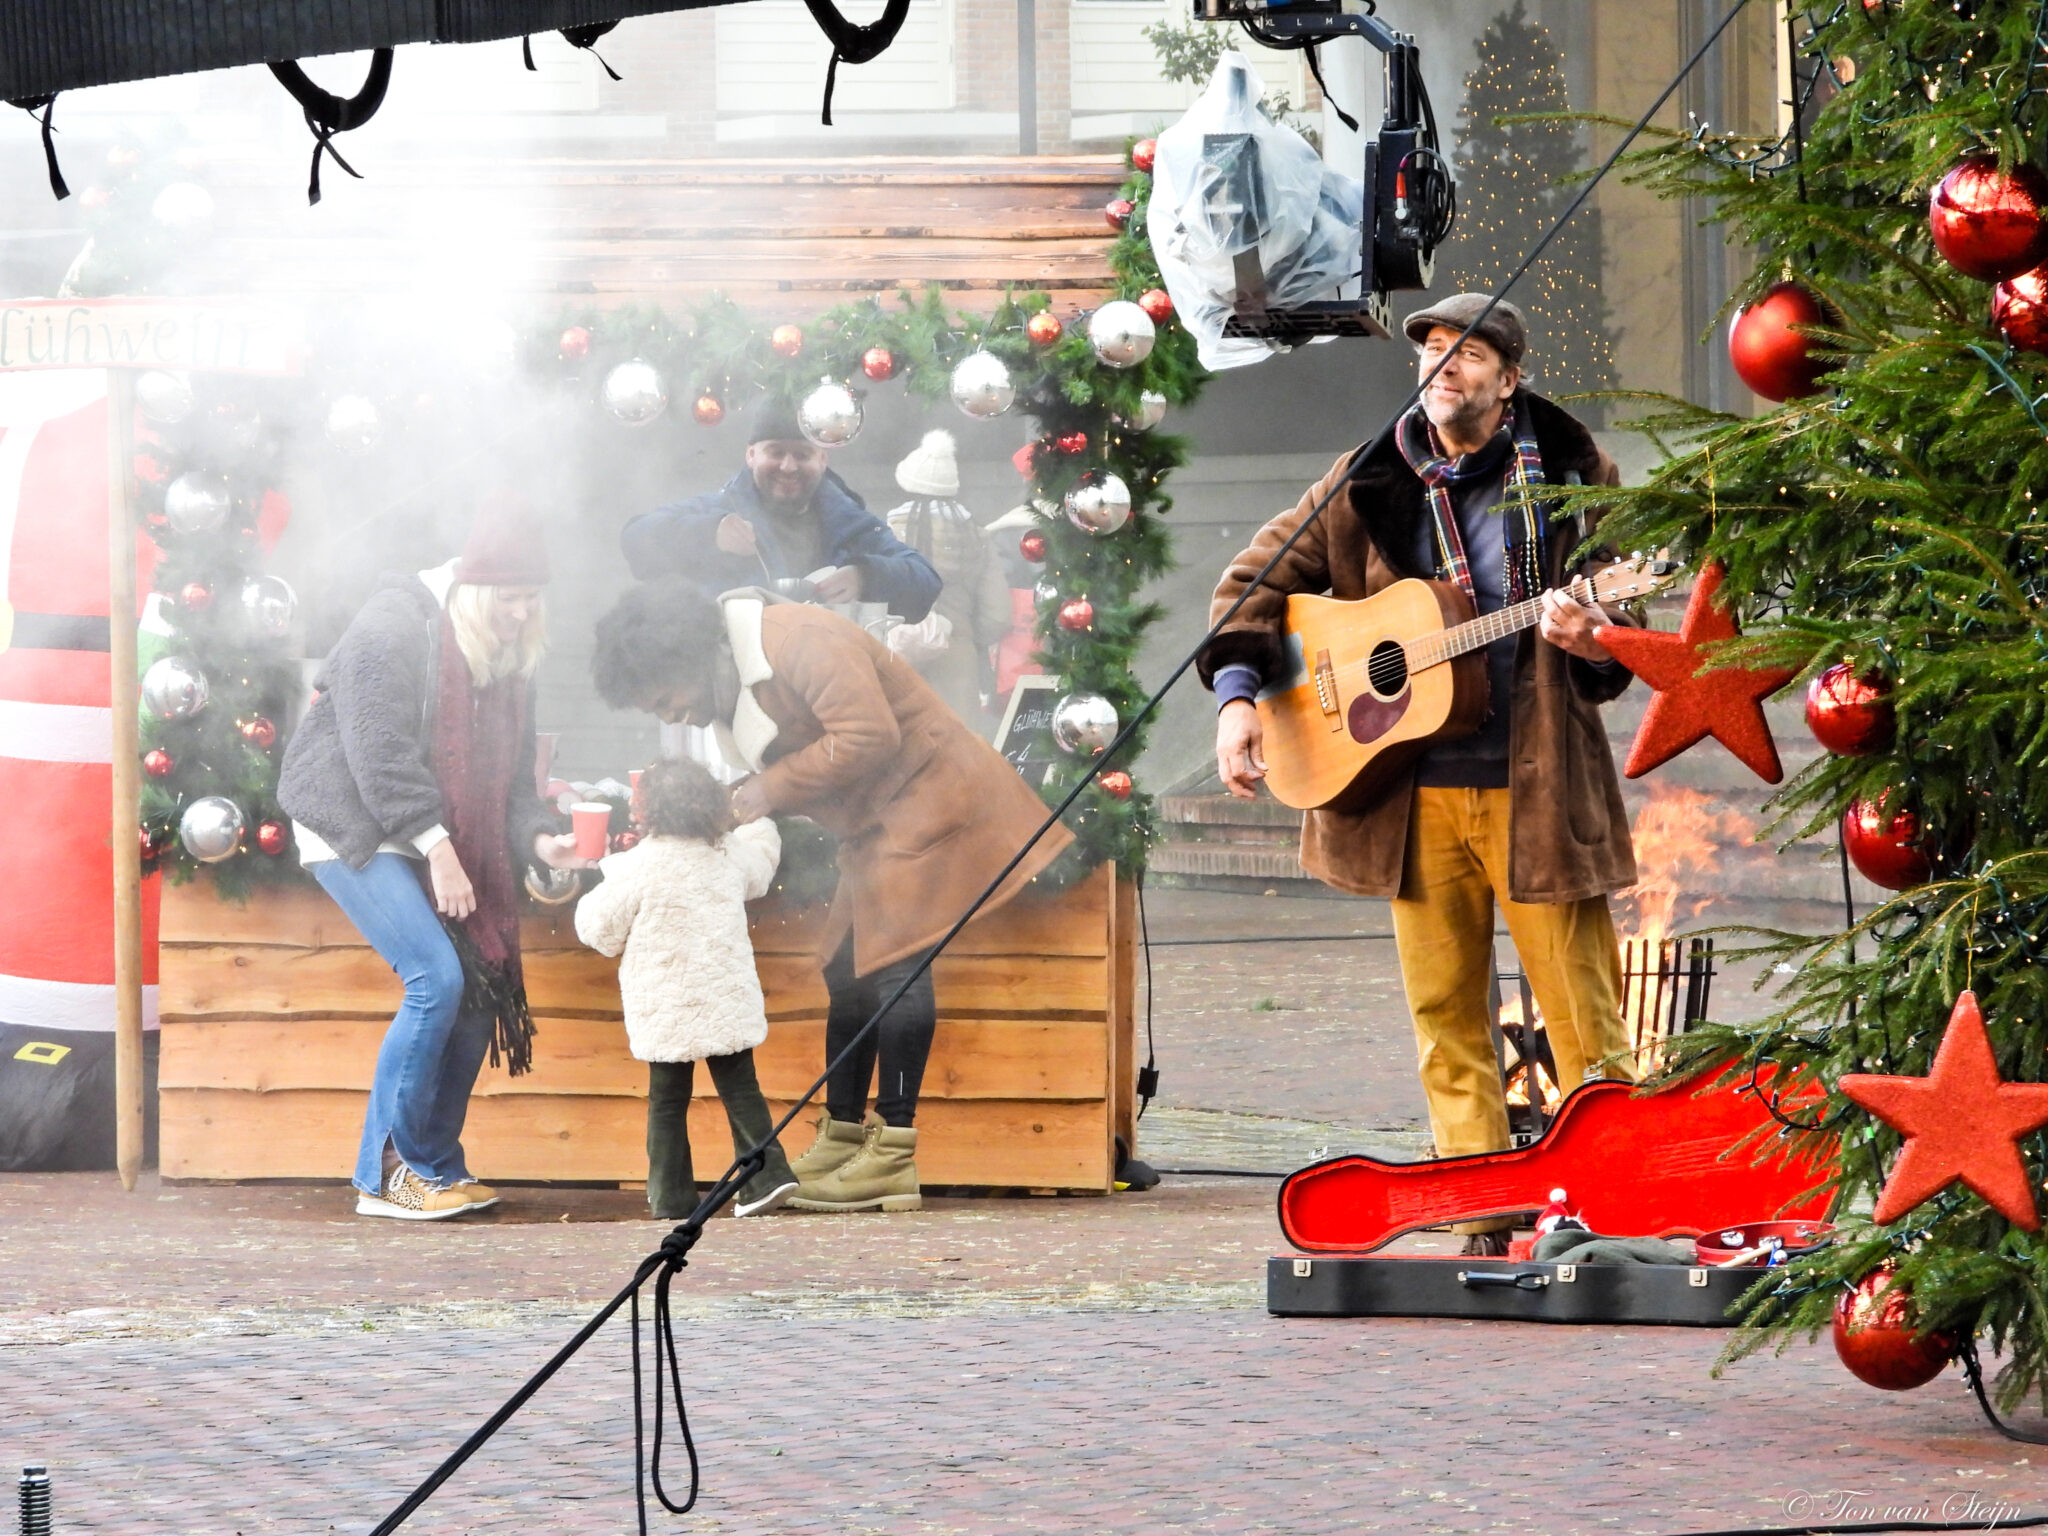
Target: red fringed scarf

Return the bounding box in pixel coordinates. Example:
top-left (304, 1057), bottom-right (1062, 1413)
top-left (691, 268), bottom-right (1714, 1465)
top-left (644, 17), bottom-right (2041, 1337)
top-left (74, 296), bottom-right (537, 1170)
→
top-left (430, 611), bottom-right (536, 1072)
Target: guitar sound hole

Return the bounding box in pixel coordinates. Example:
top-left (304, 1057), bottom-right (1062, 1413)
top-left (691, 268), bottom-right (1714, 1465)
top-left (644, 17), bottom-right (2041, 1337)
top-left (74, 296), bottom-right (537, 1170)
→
top-left (1365, 640), bottom-right (1409, 699)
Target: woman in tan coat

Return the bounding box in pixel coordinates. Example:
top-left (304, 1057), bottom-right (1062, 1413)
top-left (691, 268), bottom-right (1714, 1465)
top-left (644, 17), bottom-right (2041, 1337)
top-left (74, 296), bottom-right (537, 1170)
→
top-left (591, 579), bottom-right (1071, 1212)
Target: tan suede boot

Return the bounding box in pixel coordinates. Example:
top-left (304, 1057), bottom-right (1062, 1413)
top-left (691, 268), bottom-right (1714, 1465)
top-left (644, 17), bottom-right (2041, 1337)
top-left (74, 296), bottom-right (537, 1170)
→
top-left (788, 1123), bottom-right (921, 1212)
top-left (787, 1108), bottom-right (870, 1183)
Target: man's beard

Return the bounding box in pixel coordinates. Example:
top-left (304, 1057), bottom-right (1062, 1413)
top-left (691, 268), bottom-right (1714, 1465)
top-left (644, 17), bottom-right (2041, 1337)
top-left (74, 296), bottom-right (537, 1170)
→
top-left (1425, 391), bottom-right (1507, 446)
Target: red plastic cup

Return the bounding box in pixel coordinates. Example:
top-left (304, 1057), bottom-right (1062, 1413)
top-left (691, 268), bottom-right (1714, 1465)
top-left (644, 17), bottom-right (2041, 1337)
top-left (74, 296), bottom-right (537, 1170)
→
top-left (571, 802), bottom-right (612, 861)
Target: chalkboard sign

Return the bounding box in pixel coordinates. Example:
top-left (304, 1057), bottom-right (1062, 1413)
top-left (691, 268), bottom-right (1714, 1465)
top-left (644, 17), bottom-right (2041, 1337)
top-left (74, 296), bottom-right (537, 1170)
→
top-left (991, 674), bottom-right (1062, 789)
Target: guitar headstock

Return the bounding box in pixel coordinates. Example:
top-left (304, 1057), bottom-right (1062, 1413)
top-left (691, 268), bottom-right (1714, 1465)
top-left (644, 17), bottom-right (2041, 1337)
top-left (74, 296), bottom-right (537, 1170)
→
top-left (1591, 551), bottom-right (1683, 604)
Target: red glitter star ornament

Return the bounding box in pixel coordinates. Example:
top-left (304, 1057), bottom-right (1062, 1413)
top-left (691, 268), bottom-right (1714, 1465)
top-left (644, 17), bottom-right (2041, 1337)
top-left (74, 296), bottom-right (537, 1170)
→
top-left (1594, 562), bottom-right (1796, 783)
top-left (1840, 990), bottom-right (2048, 1229)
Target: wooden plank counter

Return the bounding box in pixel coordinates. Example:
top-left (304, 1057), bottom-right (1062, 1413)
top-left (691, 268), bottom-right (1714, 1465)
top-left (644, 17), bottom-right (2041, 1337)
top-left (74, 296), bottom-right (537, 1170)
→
top-left (158, 864), bottom-right (1137, 1192)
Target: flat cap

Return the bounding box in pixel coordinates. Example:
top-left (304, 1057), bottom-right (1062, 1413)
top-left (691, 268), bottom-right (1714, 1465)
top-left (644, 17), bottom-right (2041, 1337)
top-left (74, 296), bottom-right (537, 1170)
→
top-left (1401, 293), bottom-right (1527, 366)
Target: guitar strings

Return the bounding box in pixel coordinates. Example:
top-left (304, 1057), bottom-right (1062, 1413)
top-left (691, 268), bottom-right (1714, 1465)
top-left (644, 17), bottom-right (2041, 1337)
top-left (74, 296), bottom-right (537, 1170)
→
top-left (1351, 573), bottom-right (1604, 696)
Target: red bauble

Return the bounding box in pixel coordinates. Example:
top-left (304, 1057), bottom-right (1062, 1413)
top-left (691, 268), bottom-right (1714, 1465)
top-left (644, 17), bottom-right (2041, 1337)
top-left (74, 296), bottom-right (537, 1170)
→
top-left (770, 324), bottom-right (804, 358)
top-left (239, 716), bottom-right (277, 750)
top-left (558, 326), bottom-right (592, 362)
top-left (1104, 199), bottom-right (1134, 230)
top-left (1057, 431), bottom-right (1089, 455)
top-left (1832, 1268), bottom-right (1958, 1390)
top-left (1805, 665), bottom-right (1894, 756)
top-left (1011, 441), bottom-right (1038, 479)
top-left (1026, 311), bottom-right (1064, 347)
top-left (142, 748), bottom-right (174, 779)
top-left (1099, 769), bottom-right (1132, 801)
top-left (1019, 530), bottom-right (1048, 563)
top-left (1992, 264), bottom-right (2048, 353)
top-left (860, 346), bottom-right (897, 381)
top-left (1929, 159), bottom-right (2048, 282)
top-left (140, 826), bottom-right (162, 860)
top-left (1728, 282), bottom-right (1831, 401)
top-left (1131, 138), bottom-right (1157, 174)
top-left (1138, 288), bottom-right (1174, 323)
top-left (254, 819), bottom-right (289, 856)
top-left (692, 394), bottom-right (725, 426)
top-left (1058, 598), bottom-right (1095, 632)
top-left (1841, 796), bottom-right (1934, 890)
top-left (179, 581), bottom-right (212, 611)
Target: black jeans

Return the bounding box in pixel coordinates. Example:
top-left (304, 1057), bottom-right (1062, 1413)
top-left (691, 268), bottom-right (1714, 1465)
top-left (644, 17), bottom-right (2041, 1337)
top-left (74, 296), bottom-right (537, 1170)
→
top-left (645, 1050), bottom-right (796, 1219)
top-left (822, 934), bottom-right (937, 1129)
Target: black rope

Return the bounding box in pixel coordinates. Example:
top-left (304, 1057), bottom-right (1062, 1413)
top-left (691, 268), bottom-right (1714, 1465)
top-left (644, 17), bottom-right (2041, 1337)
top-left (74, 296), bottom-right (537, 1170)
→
top-left (1304, 46), bottom-right (1360, 133)
top-left (1960, 1336), bottom-right (2048, 1446)
top-left (1135, 872), bottom-right (1159, 1117)
top-left (359, 6), bottom-right (1762, 1529)
top-left (799, 0), bottom-right (913, 124)
top-left (8, 95), bottom-right (67, 199)
top-left (563, 23), bottom-right (624, 83)
top-left (269, 51), bottom-right (393, 205)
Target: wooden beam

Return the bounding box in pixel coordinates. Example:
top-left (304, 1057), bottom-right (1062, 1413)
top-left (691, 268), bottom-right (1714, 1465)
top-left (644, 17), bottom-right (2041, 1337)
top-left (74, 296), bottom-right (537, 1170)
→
top-left (107, 369), bottom-right (143, 1191)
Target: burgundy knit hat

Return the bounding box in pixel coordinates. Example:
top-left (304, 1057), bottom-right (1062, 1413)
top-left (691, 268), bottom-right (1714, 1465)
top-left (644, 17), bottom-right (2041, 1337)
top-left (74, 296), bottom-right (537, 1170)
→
top-left (456, 494), bottom-right (551, 586)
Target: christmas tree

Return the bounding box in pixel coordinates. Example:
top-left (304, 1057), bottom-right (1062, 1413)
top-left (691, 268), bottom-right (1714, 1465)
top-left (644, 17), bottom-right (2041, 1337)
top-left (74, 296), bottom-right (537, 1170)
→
top-left (1595, 0), bottom-right (2048, 1415)
top-left (1441, 2), bottom-right (1617, 421)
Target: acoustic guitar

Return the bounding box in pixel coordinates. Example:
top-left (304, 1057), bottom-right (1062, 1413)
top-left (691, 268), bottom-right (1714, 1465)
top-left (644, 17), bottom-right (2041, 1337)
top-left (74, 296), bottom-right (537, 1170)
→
top-left (1254, 557), bottom-right (1680, 812)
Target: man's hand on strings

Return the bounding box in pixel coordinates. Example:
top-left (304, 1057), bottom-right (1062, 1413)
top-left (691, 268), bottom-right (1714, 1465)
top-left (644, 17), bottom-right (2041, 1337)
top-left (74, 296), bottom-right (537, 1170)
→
top-left (1539, 587), bottom-right (1615, 664)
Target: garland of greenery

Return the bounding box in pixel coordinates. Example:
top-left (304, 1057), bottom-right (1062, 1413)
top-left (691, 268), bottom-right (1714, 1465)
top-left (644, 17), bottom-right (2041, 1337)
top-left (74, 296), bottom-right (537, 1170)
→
top-left (525, 144), bottom-right (1204, 890)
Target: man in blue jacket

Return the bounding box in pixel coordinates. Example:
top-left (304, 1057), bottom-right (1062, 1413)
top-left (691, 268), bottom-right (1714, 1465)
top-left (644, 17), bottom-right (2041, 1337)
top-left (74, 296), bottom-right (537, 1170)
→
top-left (621, 399), bottom-right (941, 621)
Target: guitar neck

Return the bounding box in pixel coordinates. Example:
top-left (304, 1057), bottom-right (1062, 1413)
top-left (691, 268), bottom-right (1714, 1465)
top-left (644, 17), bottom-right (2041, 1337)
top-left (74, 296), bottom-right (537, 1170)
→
top-left (1408, 574), bottom-right (1596, 672)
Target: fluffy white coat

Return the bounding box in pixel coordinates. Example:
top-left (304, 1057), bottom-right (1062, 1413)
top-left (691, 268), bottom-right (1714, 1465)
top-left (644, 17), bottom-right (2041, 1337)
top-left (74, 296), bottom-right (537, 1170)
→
top-left (573, 820), bottom-right (781, 1063)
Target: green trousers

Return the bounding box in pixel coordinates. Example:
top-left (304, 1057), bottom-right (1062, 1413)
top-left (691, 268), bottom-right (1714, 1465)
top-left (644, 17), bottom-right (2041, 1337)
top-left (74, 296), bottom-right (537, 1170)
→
top-left (646, 1050), bottom-right (796, 1220)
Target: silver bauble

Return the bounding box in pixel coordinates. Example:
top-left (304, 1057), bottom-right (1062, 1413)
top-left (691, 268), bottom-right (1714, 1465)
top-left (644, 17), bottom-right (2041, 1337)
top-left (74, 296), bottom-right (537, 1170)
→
top-left (1052, 692), bottom-right (1120, 756)
top-left (1134, 390), bottom-right (1167, 430)
top-left (238, 575), bottom-right (297, 643)
top-left (602, 359), bottom-right (669, 426)
top-left (163, 471), bottom-right (231, 534)
top-left (178, 795), bottom-right (245, 864)
top-left (151, 181), bottom-right (215, 232)
top-left (1033, 579), bottom-right (1060, 606)
top-left (135, 371), bottom-right (193, 425)
top-left (324, 394), bottom-right (381, 455)
top-left (797, 378), bottom-right (862, 447)
top-left (1087, 301), bottom-right (1156, 369)
top-left (142, 655), bottom-right (209, 721)
top-left (1064, 473), bottom-right (1132, 536)
top-left (949, 350), bottom-right (1015, 418)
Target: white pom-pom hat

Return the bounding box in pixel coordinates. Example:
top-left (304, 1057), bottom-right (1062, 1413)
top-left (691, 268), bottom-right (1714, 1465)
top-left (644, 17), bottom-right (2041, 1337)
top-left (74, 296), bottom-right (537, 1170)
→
top-left (895, 428), bottom-right (960, 497)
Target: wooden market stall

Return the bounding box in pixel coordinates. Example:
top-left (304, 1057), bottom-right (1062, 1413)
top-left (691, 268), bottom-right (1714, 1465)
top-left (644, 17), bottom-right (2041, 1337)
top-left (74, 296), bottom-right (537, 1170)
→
top-left (158, 863), bottom-right (1137, 1191)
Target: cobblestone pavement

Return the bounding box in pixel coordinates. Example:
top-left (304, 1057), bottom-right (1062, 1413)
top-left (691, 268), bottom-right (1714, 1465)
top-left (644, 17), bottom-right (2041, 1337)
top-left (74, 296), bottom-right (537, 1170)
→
top-left (5, 890), bottom-right (2037, 1535)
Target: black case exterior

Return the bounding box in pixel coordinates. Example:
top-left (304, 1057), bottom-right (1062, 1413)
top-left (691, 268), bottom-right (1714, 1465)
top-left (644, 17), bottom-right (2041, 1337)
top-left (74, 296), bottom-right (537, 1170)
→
top-left (1266, 1255), bottom-right (1769, 1326)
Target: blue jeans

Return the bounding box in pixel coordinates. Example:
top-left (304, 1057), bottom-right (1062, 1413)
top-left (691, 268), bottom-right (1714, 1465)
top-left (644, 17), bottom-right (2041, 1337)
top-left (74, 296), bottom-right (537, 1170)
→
top-left (313, 853), bottom-right (490, 1194)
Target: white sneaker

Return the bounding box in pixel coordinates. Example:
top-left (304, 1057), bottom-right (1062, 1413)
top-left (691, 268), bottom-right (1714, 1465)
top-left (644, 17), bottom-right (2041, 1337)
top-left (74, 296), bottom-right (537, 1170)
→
top-left (734, 1179), bottom-right (800, 1218)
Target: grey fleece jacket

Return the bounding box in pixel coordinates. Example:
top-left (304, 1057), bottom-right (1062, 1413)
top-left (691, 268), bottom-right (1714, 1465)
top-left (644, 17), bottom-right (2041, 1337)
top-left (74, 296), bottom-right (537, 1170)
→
top-left (278, 573), bottom-right (557, 873)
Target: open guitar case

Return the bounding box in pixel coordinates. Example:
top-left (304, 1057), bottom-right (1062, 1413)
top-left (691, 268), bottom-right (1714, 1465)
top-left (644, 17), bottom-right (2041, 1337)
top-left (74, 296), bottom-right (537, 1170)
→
top-left (1266, 1072), bottom-right (1837, 1325)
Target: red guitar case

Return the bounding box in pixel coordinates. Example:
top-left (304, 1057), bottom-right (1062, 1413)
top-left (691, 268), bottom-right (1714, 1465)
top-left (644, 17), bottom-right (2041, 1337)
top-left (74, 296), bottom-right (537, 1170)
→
top-left (1279, 1071), bottom-right (1835, 1254)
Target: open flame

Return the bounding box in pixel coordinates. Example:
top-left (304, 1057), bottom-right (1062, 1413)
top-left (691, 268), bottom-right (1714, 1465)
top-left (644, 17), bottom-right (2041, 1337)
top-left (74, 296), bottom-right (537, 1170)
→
top-left (1616, 784), bottom-right (1753, 1064)
top-left (1498, 986), bottom-right (1562, 1115)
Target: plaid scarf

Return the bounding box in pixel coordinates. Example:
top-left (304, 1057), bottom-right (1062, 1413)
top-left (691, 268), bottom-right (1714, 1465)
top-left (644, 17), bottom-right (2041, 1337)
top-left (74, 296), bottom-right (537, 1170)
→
top-left (1395, 399), bottom-right (1549, 605)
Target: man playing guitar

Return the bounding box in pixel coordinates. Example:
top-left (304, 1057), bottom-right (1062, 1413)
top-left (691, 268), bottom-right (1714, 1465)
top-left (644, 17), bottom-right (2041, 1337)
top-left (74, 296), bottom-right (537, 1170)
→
top-left (1202, 295), bottom-right (1641, 1256)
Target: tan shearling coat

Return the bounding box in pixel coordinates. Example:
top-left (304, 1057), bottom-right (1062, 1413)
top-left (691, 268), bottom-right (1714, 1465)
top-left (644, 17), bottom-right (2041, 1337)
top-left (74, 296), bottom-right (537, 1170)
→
top-left (1199, 393), bottom-right (1639, 905)
top-left (742, 603), bottom-right (1073, 974)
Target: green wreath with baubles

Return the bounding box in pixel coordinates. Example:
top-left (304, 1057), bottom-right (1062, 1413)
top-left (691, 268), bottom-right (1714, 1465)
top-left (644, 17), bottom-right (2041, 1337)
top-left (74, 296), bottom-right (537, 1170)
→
top-left (521, 140), bottom-right (1205, 895)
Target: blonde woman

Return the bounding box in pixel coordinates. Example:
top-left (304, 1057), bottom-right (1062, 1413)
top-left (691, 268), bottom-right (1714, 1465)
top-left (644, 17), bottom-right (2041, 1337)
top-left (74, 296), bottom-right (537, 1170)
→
top-left (280, 499), bottom-right (589, 1220)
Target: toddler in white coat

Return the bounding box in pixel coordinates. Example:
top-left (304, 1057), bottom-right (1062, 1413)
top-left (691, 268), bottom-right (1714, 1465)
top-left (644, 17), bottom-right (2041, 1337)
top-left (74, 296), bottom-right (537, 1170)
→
top-left (574, 759), bottom-right (799, 1219)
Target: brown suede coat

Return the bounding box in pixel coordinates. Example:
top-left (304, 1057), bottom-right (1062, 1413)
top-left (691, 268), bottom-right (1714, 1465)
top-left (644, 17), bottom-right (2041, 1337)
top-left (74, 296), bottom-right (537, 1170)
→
top-left (749, 604), bottom-right (1073, 973)
top-left (1199, 393), bottom-right (1639, 904)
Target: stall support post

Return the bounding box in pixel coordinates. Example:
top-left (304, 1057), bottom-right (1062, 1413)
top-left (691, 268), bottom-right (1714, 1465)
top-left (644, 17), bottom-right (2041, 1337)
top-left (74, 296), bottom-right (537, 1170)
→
top-left (106, 369), bottom-right (144, 1191)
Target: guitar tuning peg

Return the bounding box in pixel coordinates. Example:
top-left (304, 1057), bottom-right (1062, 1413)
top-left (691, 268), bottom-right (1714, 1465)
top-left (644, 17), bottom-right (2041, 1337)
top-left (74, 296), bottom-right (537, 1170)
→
top-left (1630, 549), bottom-right (1644, 562)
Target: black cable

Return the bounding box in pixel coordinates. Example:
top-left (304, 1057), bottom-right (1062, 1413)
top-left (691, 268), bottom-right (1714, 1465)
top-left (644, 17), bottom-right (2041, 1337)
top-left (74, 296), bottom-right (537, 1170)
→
top-left (1135, 871), bottom-right (1160, 1117)
top-left (361, 7), bottom-right (1760, 1529)
top-left (1960, 1337), bottom-right (2048, 1446)
top-left (1663, 1516), bottom-right (2048, 1535)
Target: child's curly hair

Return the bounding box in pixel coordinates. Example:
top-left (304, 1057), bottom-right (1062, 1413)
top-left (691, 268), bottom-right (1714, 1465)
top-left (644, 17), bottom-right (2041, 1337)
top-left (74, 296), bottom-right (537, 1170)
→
top-left (638, 759), bottom-right (735, 844)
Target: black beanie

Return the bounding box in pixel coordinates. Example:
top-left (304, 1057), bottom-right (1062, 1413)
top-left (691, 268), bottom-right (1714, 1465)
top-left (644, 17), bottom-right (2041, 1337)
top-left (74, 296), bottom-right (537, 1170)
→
top-left (746, 396), bottom-right (804, 445)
